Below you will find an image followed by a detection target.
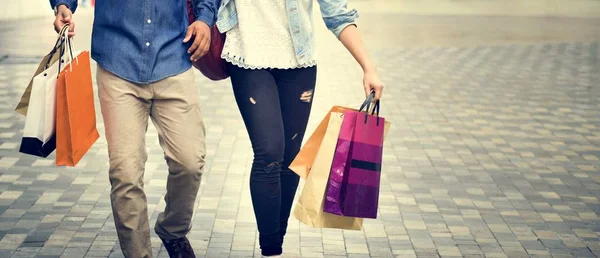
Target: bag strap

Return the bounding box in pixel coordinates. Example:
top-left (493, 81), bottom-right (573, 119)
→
top-left (57, 26), bottom-right (68, 77)
top-left (371, 99), bottom-right (381, 126)
top-left (358, 91), bottom-right (375, 113)
top-left (43, 25), bottom-right (70, 69)
top-left (358, 91), bottom-right (381, 126)
top-left (57, 25), bottom-right (78, 77)
top-left (65, 27), bottom-right (76, 65)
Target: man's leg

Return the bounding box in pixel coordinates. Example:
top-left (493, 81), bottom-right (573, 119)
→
top-left (97, 67), bottom-right (153, 258)
top-left (150, 69), bottom-right (206, 240)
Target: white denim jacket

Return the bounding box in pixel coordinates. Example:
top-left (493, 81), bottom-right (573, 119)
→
top-left (216, 0), bottom-right (359, 65)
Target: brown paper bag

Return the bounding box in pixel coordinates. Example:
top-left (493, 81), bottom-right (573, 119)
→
top-left (293, 111), bottom-right (364, 230)
top-left (15, 39), bottom-right (62, 116)
top-left (290, 106), bottom-right (357, 179)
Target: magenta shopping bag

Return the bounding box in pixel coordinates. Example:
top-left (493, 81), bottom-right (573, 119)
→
top-left (324, 93), bottom-right (385, 219)
top-left (323, 109), bottom-right (357, 216)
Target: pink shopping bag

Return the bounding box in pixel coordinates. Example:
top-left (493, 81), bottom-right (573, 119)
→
top-left (324, 93), bottom-right (386, 218)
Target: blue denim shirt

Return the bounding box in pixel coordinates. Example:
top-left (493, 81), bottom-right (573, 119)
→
top-left (216, 0), bottom-right (358, 65)
top-left (50, 0), bottom-right (218, 84)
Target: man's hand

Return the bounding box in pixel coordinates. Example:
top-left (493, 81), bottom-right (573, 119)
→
top-left (53, 5), bottom-right (75, 37)
top-left (183, 21), bottom-right (211, 61)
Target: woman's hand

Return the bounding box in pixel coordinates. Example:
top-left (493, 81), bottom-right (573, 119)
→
top-left (363, 70), bottom-right (384, 100)
top-left (337, 25), bottom-right (383, 100)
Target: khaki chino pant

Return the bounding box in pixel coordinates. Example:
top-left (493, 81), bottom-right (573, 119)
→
top-left (97, 67), bottom-right (206, 258)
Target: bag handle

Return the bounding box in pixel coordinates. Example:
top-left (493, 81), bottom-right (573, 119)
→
top-left (358, 91), bottom-right (381, 126)
top-left (358, 91), bottom-right (375, 113)
top-left (57, 25), bottom-right (78, 77)
top-left (64, 26), bottom-right (77, 65)
top-left (57, 27), bottom-right (68, 77)
top-left (43, 25), bottom-right (70, 70)
top-left (371, 99), bottom-right (381, 126)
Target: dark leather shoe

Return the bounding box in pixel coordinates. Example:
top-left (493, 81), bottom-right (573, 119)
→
top-left (161, 237), bottom-right (196, 258)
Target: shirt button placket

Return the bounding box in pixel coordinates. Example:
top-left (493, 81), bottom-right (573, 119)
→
top-left (145, 18), bottom-right (151, 47)
top-left (142, 0), bottom-right (153, 82)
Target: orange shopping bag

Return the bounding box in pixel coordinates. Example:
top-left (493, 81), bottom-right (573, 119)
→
top-left (56, 50), bottom-right (100, 166)
top-left (289, 106), bottom-right (357, 179)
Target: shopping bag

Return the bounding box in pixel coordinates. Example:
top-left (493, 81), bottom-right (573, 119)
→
top-left (55, 46), bottom-right (99, 166)
top-left (15, 27), bottom-right (66, 116)
top-left (289, 106), bottom-right (359, 179)
top-left (324, 94), bottom-right (388, 219)
top-left (19, 26), bottom-right (75, 157)
top-left (293, 112), bottom-right (363, 230)
top-left (322, 109), bottom-right (358, 216)
top-left (343, 103), bottom-right (385, 218)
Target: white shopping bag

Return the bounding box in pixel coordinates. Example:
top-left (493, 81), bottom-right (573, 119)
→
top-left (19, 26), bottom-right (80, 157)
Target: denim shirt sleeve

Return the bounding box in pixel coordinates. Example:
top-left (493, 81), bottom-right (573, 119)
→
top-left (193, 0), bottom-right (219, 27)
top-left (49, 0), bottom-right (78, 13)
top-left (317, 0), bottom-right (359, 38)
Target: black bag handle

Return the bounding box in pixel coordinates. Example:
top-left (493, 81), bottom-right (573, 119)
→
top-left (358, 91), bottom-right (375, 113)
top-left (371, 99), bottom-right (381, 126)
top-left (57, 33), bottom-right (66, 77)
top-left (358, 91), bottom-right (381, 126)
top-left (43, 25), bottom-right (70, 70)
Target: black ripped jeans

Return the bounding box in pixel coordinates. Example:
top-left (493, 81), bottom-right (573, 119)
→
top-left (229, 64), bottom-right (317, 256)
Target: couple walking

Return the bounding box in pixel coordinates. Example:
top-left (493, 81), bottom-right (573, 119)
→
top-left (50, 0), bottom-right (383, 257)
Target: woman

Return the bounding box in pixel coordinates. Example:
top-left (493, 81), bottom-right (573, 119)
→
top-left (215, 0), bottom-right (384, 256)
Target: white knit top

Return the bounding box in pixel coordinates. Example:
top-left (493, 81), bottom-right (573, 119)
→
top-left (220, 0), bottom-right (317, 69)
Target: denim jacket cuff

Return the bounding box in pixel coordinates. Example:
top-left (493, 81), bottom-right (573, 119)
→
top-left (323, 8), bottom-right (359, 38)
top-left (333, 22), bottom-right (357, 39)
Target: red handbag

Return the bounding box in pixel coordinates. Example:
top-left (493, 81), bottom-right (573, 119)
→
top-left (187, 0), bottom-right (229, 81)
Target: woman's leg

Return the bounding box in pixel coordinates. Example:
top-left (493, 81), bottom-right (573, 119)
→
top-left (271, 66), bottom-right (318, 243)
top-left (228, 64), bottom-right (285, 256)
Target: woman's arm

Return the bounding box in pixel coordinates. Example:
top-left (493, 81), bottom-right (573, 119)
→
top-left (338, 25), bottom-right (384, 100)
top-left (317, 0), bottom-right (384, 100)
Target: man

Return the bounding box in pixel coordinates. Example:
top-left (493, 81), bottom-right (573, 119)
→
top-left (50, 0), bottom-right (218, 257)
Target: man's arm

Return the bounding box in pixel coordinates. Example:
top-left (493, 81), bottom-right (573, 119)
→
top-left (49, 0), bottom-right (78, 14)
top-left (184, 0), bottom-right (219, 61)
top-left (192, 0), bottom-right (218, 28)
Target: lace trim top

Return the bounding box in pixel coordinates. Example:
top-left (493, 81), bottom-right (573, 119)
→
top-left (220, 0), bottom-right (317, 69)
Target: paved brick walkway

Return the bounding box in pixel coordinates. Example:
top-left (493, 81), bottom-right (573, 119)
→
top-left (0, 4), bottom-right (600, 258)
